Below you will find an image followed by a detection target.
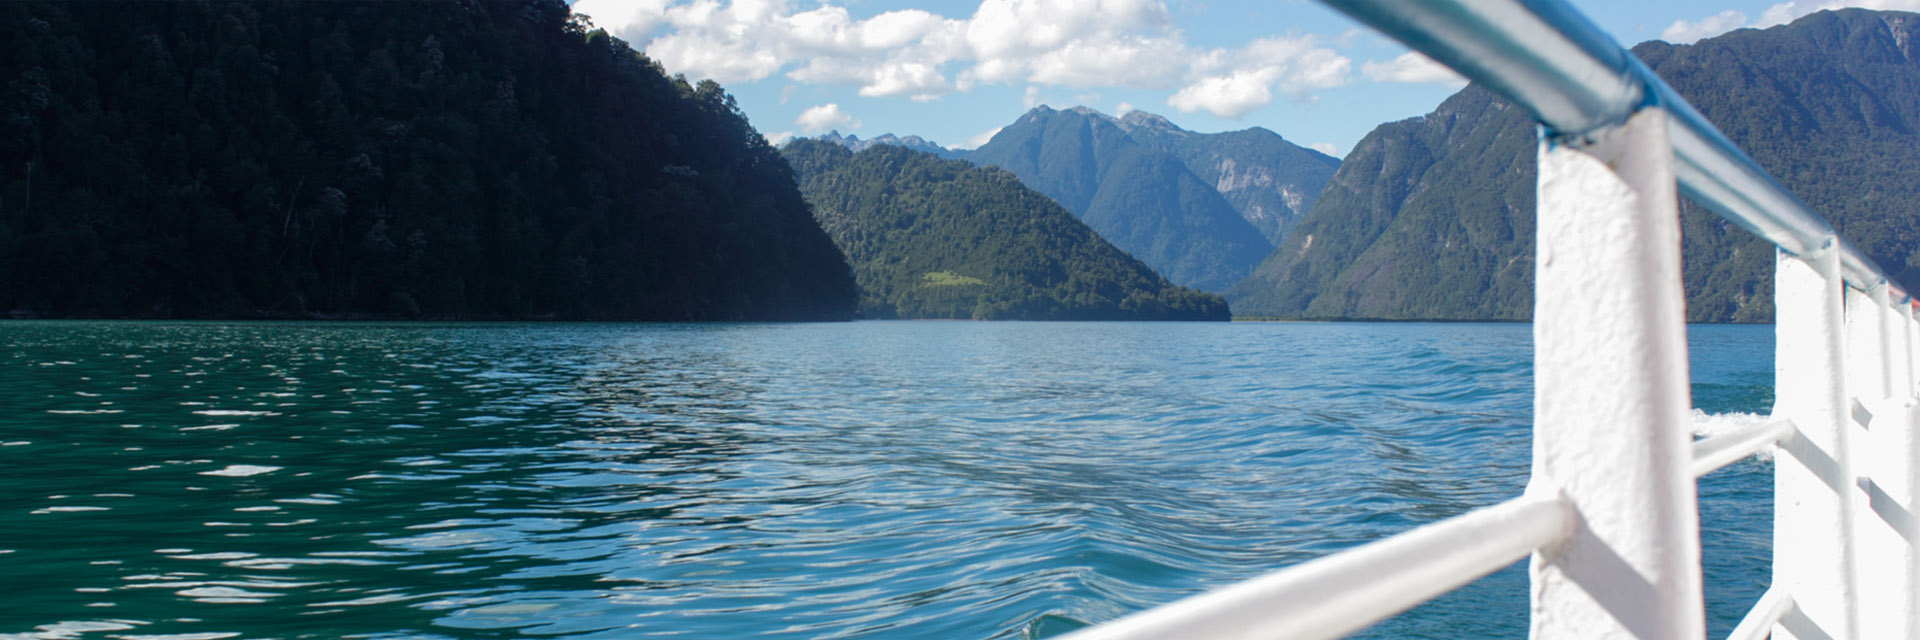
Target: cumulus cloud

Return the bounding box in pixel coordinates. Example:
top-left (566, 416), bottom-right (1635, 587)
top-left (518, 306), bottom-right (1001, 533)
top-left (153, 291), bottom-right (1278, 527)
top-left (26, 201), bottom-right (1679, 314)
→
top-left (1662, 0), bottom-right (1920, 43)
top-left (956, 126), bottom-right (1004, 150)
top-left (1169, 36), bottom-right (1350, 118)
top-left (1308, 142), bottom-right (1339, 156)
top-left (1660, 9), bottom-right (1749, 43)
top-left (572, 0), bottom-right (674, 43)
top-left (764, 131), bottom-right (795, 146)
top-left (1361, 51), bottom-right (1464, 86)
top-left (572, 0), bottom-right (1350, 117)
top-left (795, 103), bottom-right (859, 133)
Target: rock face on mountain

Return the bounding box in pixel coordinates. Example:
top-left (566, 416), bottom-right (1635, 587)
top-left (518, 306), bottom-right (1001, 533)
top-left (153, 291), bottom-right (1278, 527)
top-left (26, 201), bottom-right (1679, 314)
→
top-left (1110, 110), bottom-right (1340, 245)
top-left (962, 106), bottom-right (1276, 293)
top-left (782, 140), bottom-right (1228, 321)
top-left (1229, 8), bottom-right (1920, 322)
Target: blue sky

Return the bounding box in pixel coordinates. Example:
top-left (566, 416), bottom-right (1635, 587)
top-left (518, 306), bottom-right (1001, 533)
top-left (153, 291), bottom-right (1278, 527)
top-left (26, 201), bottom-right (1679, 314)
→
top-left (569, 0), bottom-right (1920, 157)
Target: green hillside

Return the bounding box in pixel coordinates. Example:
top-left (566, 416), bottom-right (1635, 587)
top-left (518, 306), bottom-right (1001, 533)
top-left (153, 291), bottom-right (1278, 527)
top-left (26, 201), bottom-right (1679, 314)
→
top-left (964, 106), bottom-right (1272, 293)
top-left (1230, 9), bottom-right (1920, 322)
top-left (0, 0), bottom-right (855, 320)
top-left (782, 140), bottom-right (1228, 321)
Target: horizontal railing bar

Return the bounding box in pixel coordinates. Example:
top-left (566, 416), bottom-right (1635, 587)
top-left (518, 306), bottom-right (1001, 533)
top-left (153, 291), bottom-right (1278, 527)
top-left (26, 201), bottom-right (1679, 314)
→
top-left (1316, 0), bottom-right (1910, 306)
top-left (1691, 418), bottom-right (1794, 478)
top-left (1058, 493), bottom-right (1573, 640)
top-left (1724, 586), bottom-right (1794, 640)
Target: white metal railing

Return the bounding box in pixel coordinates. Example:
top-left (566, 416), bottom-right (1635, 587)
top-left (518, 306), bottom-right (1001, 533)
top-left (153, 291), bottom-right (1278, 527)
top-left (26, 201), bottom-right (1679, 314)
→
top-left (1059, 1), bottom-right (1920, 638)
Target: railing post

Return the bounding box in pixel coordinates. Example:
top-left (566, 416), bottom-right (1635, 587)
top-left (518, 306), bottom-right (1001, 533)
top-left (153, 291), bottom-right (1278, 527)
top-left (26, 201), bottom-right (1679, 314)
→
top-left (1771, 245), bottom-right (1858, 640)
top-left (1898, 300), bottom-right (1916, 396)
top-left (1905, 303), bottom-right (1919, 397)
top-left (1846, 286), bottom-right (1891, 403)
top-left (1848, 285), bottom-right (1920, 639)
top-left (1530, 107), bottom-right (1703, 639)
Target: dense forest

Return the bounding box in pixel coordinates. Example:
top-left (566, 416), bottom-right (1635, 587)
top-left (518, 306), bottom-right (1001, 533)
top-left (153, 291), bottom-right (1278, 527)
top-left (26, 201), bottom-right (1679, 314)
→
top-left (782, 140), bottom-right (1228, 321)
top-left (1230, 9), bottom-right (1920, 322)
top-left (1226, 84), bottom-right (1537, 320)
top-left (963, 106), bottom-right (1275, 294)
top-left (0, 0), bottom-right (856, 320)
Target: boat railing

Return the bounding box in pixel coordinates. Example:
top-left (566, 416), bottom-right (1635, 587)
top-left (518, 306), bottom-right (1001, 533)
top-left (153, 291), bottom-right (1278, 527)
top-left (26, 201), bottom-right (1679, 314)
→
top-left (1059, 1), bottom-right (1920, 638)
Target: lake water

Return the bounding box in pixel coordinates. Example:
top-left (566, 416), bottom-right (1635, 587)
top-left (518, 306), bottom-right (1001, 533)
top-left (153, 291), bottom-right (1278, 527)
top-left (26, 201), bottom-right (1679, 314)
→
top-left (2, 321), bottom-right (1774, 639)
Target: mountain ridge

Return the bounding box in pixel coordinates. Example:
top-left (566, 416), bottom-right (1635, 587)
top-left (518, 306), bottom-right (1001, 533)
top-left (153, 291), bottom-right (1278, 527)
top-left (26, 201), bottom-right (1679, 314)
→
top-left (1229, 8), bottom-right (1920, 322)
top-left (782, 140), bottom-right (1229, 321)
top-left (810, 105), bottom-right (1337, 290)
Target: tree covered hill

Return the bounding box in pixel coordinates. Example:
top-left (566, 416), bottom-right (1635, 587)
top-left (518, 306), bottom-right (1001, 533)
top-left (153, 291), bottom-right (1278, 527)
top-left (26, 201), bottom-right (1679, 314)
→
top-left (962, 106), bottom-right (1275, 294)
top-left (1229, 9), bottom-right (1920, 322)
top-left (0, 0), bottom-right (855, 320)
top-left (781, 140), bottom-right (1228, 321)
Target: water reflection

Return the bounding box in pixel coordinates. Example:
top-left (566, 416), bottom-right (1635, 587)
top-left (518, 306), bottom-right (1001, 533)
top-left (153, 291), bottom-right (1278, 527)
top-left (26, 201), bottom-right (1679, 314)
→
top-left (1, 321), bottom-right (1772, 639)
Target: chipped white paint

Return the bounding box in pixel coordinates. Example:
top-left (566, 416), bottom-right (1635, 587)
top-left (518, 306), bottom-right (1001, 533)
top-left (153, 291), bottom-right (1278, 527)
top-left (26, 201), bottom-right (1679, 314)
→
top-left (1772, 246), bottom-right (1859, 640)
top-left (1529, 107), bottom-right (1702, 639)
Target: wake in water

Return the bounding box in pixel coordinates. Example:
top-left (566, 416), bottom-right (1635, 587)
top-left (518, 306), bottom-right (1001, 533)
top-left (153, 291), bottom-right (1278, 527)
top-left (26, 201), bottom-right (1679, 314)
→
top-left (1691, 409), bottom-right (1775, 461)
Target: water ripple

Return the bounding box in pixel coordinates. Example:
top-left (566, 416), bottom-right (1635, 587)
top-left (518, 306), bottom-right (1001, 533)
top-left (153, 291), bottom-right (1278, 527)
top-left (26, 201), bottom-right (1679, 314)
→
top-left (2, 321), bottom-right (1773, 638)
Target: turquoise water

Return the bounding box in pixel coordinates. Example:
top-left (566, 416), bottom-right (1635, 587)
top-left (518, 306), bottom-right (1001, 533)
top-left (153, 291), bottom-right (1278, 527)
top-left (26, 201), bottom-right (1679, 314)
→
top-left (2, 321), bottom-right (1772, 638)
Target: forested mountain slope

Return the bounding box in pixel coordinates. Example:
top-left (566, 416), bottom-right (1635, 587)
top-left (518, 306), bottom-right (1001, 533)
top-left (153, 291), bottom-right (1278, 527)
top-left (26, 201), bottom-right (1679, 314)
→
top-left (0, 0), bottom-right (855, 320)
top-left (963, 106), bottom-right (1273, 294)
top-left (782, 140), bottom-right (1228, 321)
top-left (1229, 9), bottom-right (1920, 322)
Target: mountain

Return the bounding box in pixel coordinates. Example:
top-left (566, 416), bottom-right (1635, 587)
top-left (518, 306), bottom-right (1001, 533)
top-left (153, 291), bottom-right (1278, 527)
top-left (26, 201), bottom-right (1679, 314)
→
top-left (1229, 9), bottom-right (1920, 322)
top-left (816, 131), bottom-right (961, 160)
top-left (1226, 85), bottom-right (1536, 320)
top-left (963, 106), bottom-right (1275, 293)
top-left (781, 140), bottom-right (1229, 321)
top-left (1111, 110), bottom-right (1341, 244)
top-left (0, 0), bottom-right (855, 320)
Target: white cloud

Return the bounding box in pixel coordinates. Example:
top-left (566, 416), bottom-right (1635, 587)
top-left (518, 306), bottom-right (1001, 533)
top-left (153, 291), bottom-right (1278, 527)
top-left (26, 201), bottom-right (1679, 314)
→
top-left (1115, 101), bottom-right (1136, 116)
top-left (764, 131), bottom-right (795, 146)
top-left (1023, 85), bottom-right (1043, 108)
top-left (1168, 68), bottom-right (1280, 118)
top-left (1308, 142), bottom-right (1339, 156)
top-left (1660, 10), bottom-right (1749, 43)
top-left (1168, 36), bottom-right (1350, 118)
top-left (1361, 51), bottom-right (1464, 86)
top-left (585, 0), bottom-right (1349, 119)
top-left (572, 0), bottom-right (674, 43)
top-left (956, 126), bottom-right (1004, 150)
top-left (795, 103), bottom-right (859, 133)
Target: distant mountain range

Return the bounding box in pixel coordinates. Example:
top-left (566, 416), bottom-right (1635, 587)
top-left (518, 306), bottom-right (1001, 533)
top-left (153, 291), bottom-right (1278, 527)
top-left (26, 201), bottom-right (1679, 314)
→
top-left (782, 140), bottom-right (1227, 321)
top-left (1229, 8), bottom-right (1920, 322)
top-left (817, 131), bottom-right (962, 160)
top-left (812, 106), bottom-right (1336, 294)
